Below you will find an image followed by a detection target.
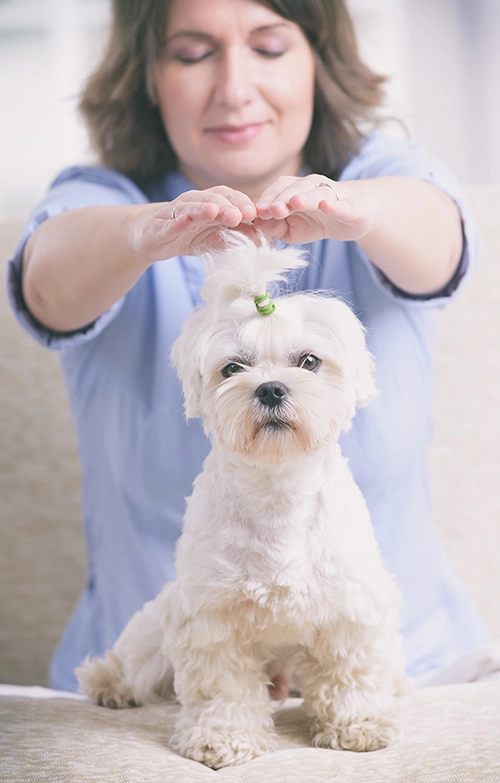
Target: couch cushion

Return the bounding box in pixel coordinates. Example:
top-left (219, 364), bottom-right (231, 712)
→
top-left (1, 682), bottom-right (499, 782)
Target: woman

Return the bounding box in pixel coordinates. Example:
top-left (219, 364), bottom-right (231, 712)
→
top-left (8, 0), bottom-right (490, 692)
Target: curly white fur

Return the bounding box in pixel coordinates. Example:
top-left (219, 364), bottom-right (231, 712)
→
top-left (76, 231), bottom-right (409, 768)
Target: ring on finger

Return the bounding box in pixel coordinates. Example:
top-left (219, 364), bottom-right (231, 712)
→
top-left (170, 203), bottom-right (179, 220)
top-left (316, 180), bottom-right (340, 201)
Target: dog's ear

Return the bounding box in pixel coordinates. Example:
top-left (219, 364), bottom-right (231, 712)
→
top-left (327, 299), bottom-right (379, 409)
top-left (353, 347), bottom-right (378, 408)
top-left (171, 308), bottom-right (207, 419)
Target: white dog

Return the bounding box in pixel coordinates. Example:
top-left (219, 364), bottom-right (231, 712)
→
top-left (77, 232), bottom-right (408, 768)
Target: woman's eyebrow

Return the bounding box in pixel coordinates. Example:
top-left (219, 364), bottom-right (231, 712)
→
top-left (165, 23), bottom-right (291, 43)
top-left (165, 31), bottom-right (214, 43)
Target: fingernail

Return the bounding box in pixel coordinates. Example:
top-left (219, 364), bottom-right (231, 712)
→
top-left (257, 202), bottom-right (269, 210)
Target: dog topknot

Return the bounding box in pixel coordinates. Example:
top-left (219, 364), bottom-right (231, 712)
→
top-left (200, 231), bottom-right (308, 312)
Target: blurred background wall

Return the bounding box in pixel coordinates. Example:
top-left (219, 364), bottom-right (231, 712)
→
top-left (1, 0), bottom-right (499, 220)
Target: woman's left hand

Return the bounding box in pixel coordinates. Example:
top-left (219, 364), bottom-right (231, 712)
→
top-left (255, 173), bottom-right (463, 297)
top-left (254, 174), bottom-right (373, 245)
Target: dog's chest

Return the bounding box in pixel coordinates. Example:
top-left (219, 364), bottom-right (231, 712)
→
top-left (210, 481), bottom-right (345, 621)
top-left (224, 534), bottom-right (335, 643)
top-left (183, 454), bottom-right (364, 641)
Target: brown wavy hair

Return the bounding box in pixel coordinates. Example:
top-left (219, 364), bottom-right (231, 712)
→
top-left (79, 0), bottom-right (386, 188)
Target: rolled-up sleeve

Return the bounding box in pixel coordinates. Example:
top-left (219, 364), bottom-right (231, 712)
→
top-left (6, 166), bottom-right (149, 350)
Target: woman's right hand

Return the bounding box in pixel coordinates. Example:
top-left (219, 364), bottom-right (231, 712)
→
top-left (131, 186), bottom-right (258, 263)
top-left (21, 186), bottom-right (258, 332)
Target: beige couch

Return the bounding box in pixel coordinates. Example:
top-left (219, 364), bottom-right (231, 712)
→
top-left (1, 188), bottom-right (499, 781)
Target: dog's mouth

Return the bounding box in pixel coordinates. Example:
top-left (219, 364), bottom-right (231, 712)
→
top-left (261, 419), bottom-right (292, 431)
top-left (255, 413), bottom-right (296, 435)
top-left (255, 400), bottom-right (296, 435)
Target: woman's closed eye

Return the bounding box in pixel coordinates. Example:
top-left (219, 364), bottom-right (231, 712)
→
top-left (252, 47), bottom-right (287, 58)
top-left (251, 31), bottom-right (289, 59)
top-left (166, 28), bottom-right (290, 65)
top-left (172, 46), bottom-right (286, 64)
top-left (172, 46), bottom-right (214, 64)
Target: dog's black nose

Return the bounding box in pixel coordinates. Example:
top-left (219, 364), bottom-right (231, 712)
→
top-left (255, 381), bottom-right (289, 408)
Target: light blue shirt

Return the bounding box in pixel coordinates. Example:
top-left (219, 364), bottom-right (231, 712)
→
top-left (7, 135), bottom-right (491, 691)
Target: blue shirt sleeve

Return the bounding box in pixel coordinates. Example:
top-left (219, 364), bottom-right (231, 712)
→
top-left (6, 167), bottom-right (149, 350)
top-left (341, 134), bottom-right (480, 308)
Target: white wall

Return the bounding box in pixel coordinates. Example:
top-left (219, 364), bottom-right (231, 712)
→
top-left (0, 0), bottom-right (498, 219)
top-left (350, 0), bottom-right (500, 184)
top-left (0, 0), bottom-right (109, 218)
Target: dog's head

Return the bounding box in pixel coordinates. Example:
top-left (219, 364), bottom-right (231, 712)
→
top-left (172, 232), bottom-right (377, 466)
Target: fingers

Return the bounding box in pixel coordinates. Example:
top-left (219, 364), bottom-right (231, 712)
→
top-left (138, 178), bottom-right (367, 259)
top-left (255, 176), bottom-right (301, 211)
top-left (137, 186), bottom-right (263, 261)
top-left (256, 175), bottom-right (343, 219)
top-left (316, 194), bottom-right (360, 223)
top-left (164, 186), bottom-right (257, 226)
top-left (168, 202), bottom-right (243, 229)
top-left (252, 216), bottom-right (290, 241)
top-left (155, 206), bottom-right (249, 250)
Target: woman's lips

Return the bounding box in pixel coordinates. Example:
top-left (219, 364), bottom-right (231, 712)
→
top-left (205, 123), bottom-right (266, 143)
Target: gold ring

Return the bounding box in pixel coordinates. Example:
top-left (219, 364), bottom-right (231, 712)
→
top-left (316, 180), bottom-right (340, 201)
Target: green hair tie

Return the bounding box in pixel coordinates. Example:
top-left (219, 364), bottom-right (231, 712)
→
top-left (254, 292), bottom-right (276, 316)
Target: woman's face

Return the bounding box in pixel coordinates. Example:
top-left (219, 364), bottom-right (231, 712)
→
top-left (154, 0), bottom-right (316, 200)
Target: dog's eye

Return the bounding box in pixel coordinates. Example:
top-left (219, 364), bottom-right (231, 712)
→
top-left (298, 354), bottom-right (322, 373)
top-left (221, 362), bottom-right (246, 378)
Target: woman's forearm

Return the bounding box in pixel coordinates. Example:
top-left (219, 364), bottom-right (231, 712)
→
top-left (353, 176), bottom-right (464, 296)
top-left (21, 189), bottom-right (259, 333)
top-left (22, 205), bottom-right (153, 332)
top-left (21, 177), bottom-right (464, 335)
top-left (254, 174), bottom-right (464, 296)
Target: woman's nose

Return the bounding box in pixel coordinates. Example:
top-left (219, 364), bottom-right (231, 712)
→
top-left (213, 47), bottom-right (254, 108)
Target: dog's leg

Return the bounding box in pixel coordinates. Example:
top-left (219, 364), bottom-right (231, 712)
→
top-left (161, 598), bottom-right (277, 768)
top-left (168, 642), bottom-right (278, 768)
top-left (297, 621), bottom-right (406, 752)
top-left (76, 598), bottom-right (174, 707)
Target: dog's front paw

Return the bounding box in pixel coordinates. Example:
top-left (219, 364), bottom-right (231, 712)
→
top-left (312, 714), bottom-right (403, 752)
top-left (171, 724), bottom-right (277, 768)
top-left (75, 652), bottom-right (137, 709)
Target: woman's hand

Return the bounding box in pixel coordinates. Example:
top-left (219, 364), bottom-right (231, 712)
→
top-left (254, 174), bottom-right (372, 245)
top-left (131, 186), bottom-right (258, 262)
top-left (255, 174), bottom-right (463, 296)
top-left (22, 185), bottom-right (258, 333)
